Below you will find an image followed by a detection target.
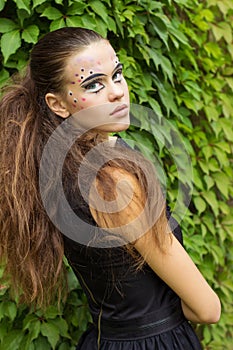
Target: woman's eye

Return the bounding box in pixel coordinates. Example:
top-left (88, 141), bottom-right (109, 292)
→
top-left (113, 70), bottom-right (123, 82)
top-left (85, 81), bottom-right (104, 93)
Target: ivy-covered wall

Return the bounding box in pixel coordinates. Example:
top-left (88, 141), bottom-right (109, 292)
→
top-left (0, 0), bottom-right (232, 349)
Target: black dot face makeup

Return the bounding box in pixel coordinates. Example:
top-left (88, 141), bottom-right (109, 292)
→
top-left (75, 68), bottom-right (95, 83)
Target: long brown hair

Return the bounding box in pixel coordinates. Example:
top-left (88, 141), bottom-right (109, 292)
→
top-left (0, 27), bottom-right (104, 308)
top-left (0, 27), bottom-right (169, 309)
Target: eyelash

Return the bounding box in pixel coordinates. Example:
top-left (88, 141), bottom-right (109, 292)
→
top-left (84, 69), bottom-right (123, 94)
top-left (113, 69), bottom-right (123, 82)
top-left (84, 80), bottom-right (104, 94)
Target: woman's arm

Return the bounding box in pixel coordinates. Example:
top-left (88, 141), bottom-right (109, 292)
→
top-left (90, 167), bottom-right (221, 324)
top-left (134, 229), bottom-right (221, 324)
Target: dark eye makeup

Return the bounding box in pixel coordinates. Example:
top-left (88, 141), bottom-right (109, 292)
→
top-left (82, 65), bottom-right (124, 93)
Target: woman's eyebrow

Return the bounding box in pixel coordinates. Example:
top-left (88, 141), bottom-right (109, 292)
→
top-left (112, 62), bottom-right (123, 74)
top-left (81, 73), bottom-right (107, 85)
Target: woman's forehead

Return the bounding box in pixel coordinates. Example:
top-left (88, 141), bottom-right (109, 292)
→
top-left (66, 41), bottom-right (118, 73)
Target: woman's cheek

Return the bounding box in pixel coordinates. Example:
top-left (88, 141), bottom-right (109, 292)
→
top-left (67, 90), bottom-right (80, 109)
top-left (77, 96), bottom-right (90, 110)
top-left (79, 94), bottom-right (99, 110)
top-left (67, 91), bottom-right (89, 111)
top-left (80, 97), bottom-right (87, 108)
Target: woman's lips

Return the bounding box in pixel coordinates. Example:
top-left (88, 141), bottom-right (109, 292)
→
top-left (110, 104), bottom-right (129, 117)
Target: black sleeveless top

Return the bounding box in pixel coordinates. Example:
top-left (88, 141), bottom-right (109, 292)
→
top-left (62, 138), bottom-right (202, 350)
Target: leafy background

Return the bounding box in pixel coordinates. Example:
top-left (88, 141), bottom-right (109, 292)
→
top-left (0, 0), bottom-right (232, 349)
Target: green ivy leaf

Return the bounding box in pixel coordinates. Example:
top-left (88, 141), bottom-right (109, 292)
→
top-left (0, 0), bottom-right (6, 11)
top-left (211, 244), bottom-right (225, 265)
top-left (148, 97), bottom-right (163, 118)
top-left (217, 1), bottom-right (232, 16)
top-left (122, 9), bottom-right (134, 22)
top-left (18, 334), bottom-right (35, 350)
top-left (204, 105), bottom-right (219, 121)
top-left (204, 42), bottom-right (222, 59)
top-left (203, 325), bottom-right (212, 343)
top-left (7, 302), bottom-right (17, 321)
top-left (13, 0), bottom-right (31, 14)
top-left (81, 14), bottom-right (97, 30)
top-left (208, 157), bottom-right (220, 172)
top-left (50, 18), bottom-right (66, 31)
top-left (215, 142), bottom-right (231, 153)
top-left (193, 168), bottom-right (204, 190)
top-left (1, 29), bottom-right (21, 63)
top-left (32, 335), bottom-right (51, 350)
top-left (96, 20), bottom-right (108, 37)
top-left (220, 22), bottom-right (232, 44)
top-left (152, 75), bottom-right (178, 116)
top-left (65, 16), bottom-right (83, 27)
top-left (106, 16), bottom-right (117, 33)
top-left (194, 196), bottom-right (206, 214)
top-left (0, 68), bottom-right (10, 87)
top-left (113, 11), bottom-right (124, 37)
top-left (150, 16), bottom-right (169, 49)
top-left (227, 43), bottom-right (233, 60)
top-left (225, 77), bottom-right (233, 92)
top-left (28, 320), bottom-right (41, 342)
top-left (212, 23), bottom-right (224, 41)
top-left (32, 0), bottom-right (47, 9)
top-left (204, 175), bottom-right (214, 190)
top-left (200, 223), bottom-right (207, 237)
top-left (0, 321), bottom-right (8, 342)
top-left (44, 305), bottom-right (60, 319)
top-left (50, 318), bottom-right (71, 338)
top-left (213, 172), bottom-right (229, 198)
top-left (218, 118), bottom-right (233, 141)
top-left (202, 145), bottom-right (213, 161)
top-left (219, 201), bottom-right (230, 215)
top-left (23, 314), bottom-right (39, 330)
top-left (22, 25), bottom-right (39, 44)
top-left (0, 19), bottom-right (18, 33)
top-left (220, 93), bottom-right (233, 118)
top-left (149, 49), bottom-right (173, 83)
top-left (41, 322), bottom-right (60, 350)
top-left (67, 3), bottom-right (87, 15)
top-left (0, 330), bottom-right (24, 350)
top-left (214, 147), bottom-right (229, 167)
top-left (201, 8), bottom-right (214, 22)
top-left (89, 0), bottom-right (108, 23)
top-left (202, 190), bottom-right (219, 216)
top-left (57, 343), bottom-right (68, 350)
top-left (168, 23), bottom-right (189, 47)
top-left (41, 6), bottom-right (63, 20)
top-left (202, 214), bottom-right (216, 235)
top-left (183, 80), bottom-right (202, 100)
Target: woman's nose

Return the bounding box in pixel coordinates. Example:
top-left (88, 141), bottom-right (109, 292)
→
top-left (108, 83), bottom-right (124, 101)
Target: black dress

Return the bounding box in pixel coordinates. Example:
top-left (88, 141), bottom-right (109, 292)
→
top-left (62, 138), bottom-right (202, 350)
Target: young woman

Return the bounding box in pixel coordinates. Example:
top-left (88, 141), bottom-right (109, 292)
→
top-left (0, 27), bottom-right (221, 350)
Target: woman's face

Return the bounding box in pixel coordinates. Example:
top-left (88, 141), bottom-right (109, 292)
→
top-left (63, 40), bottom-right (130, 133)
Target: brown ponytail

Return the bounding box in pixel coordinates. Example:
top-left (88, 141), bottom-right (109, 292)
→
top-left (0, 27), bottom-right (104, 308)
top-left (0, 70), bottom-right (66, 308)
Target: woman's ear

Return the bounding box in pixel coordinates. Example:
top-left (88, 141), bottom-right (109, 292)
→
top-left (45, 93), bottom-right (70, 118)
